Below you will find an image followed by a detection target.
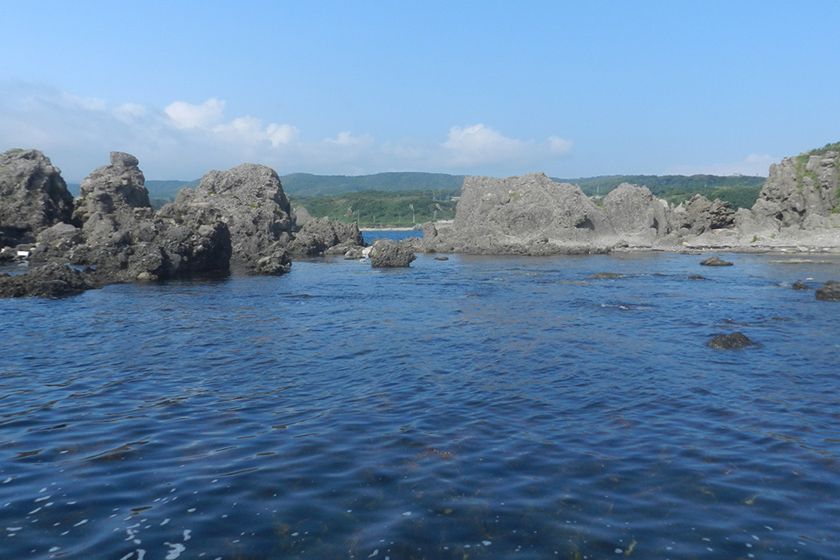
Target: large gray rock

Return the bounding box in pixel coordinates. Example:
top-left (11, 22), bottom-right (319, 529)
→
top-left (370, 239), bottom-right (416, 268)
top-left (36, 153), bottom-right (232, 282)
top-left (425, 173), bottom-right (614, 254)
top-left (816, 281), bottom-right (840, 301)
top-left (287, 217), bottom-right (364, 257)
top-left (174, 163), bottom-right (293, 272)
top-left (0, 149), bottom-right (74, 246)
top-left (603, 183), bottom-right (670, 243)
top-left (672, 194), bottom-right (735, 235)
top-left (0, 262), bottom-right (98, 298)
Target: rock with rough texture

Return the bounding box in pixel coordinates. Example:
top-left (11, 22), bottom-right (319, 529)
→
top-left (816, 281), bottom-right (840, 301)
top-left (287, 218), bottom-right (364, 257)
top-left (751, 144), bottom-right (840, 229)
top-left (700, 256), bottom-right (733, 266)
top-left (174, 163), bottom-right (293, 272)
top-left (425, 173), bottom-right (614, 254)
top-left (603, 183), bottom-right (670, 243)
top-left (370, 239), bottom-right (416, 268)
top-left (39, 153), bottom-right (233, 282)
top-left (672, 194), bottom-right (735, 235)
top-left (792, 280), bottom-right (809, 290)
top-left (72, 151), bottom-right (152, 240)
top-left (0, 149), bottom-right (75, 246)
top-left (707, 332), bottom-right (755, 349)
top-left (0, 262), bottom-right (98, 298)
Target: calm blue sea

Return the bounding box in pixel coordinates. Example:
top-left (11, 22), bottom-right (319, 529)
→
top-left (1, 247), bottom-right (839, 559)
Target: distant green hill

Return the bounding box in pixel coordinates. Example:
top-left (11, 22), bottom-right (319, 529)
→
top-left (556, 174), bottom-right (766, 208)
top-left (280, 172), bottom-right (465, 196)
top-left (291, 189), bottom-right (458, 227)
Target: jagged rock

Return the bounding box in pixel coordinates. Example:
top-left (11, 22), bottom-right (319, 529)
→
top-left (45, 153), bottom-right (233, 282)
top-left (287, 218), bottom-right (364, 257)
top-left (344, 246), bottom-right (365, 259)
top-left (707, 332), bottom-right (755, 349)
top-left (700, 256), bottom-right (733, 266)
top-left (752, 144), bottom-right (840, 229)
top-left (425, 173), bottom-right (614, 254)
top-left (292, 205), bottom-right (315, 227)
top-left (792, 280), bottom-right (809, 290)
top-left (254, 247), bottom-right (292, 275)
top-left (370, 239), bottom-right (415, 268)
top-left (174, 163), bottom-right (293, 272)
top-left (0, 262), bottom-right (98, 298)
top-left (603, 183), bottom-right (670, 243)
top-left (816, 281), bottom-right (840, 301)
top-left (673, 194), bottom-right (735, 235)
top-left (0, 149), bottom-right (75, 247)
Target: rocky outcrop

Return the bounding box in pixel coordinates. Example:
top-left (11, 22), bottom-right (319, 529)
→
top-left (287, 218), bottom-right (364, 257)
top-left (700, 256), bottom-right (733, 266)
top-left (370, 239), bottom-right (416, 268)
top-left (602, 183), bottom-right (670, 243)
top-left (0, 149), bottom-right (74, 247)
top-left (31, 153), bottom-right (232, 282)
top-left (672, 194), bottom-right (735, 235)
top-left (424, 173), bottom-right (614, 254)
top-left (751, 144), bottom-right (840, 230)
top-left (0, 262), bottom-right (98, 298)
top-left (173, 163), bottom-right (293, 273)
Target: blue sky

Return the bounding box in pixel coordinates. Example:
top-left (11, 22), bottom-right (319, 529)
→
top-left (1, 0), bottom-right (839, 180)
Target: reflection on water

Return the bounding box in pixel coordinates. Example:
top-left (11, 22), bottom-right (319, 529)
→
top-left (1, 251), bottom-right (839, 558)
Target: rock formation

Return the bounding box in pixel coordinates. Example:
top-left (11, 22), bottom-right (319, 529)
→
top-left (424, 173), bottom-right (614, 254)
top-left (671, 194), bottom-right (735, 235)
top-left (0, 262), bottom-right (97, 298)
top-left (750, 143), bottom-right (840, 231)
top-left (171, 163), bottom-right (293, 274)
top-left (30, 152), bottom-right (232, 283)
top-left (0, 149), bottom-right (74, 247)
top-left (816, 281), bottom-right (840, 301)
top-left (707, 332), bottom-right (755, 349)
top-left (369, 239), bottom-right (416, 267)
top-left (287, 217), bottom-right (364, 257)
top-left (602, 183), bottom-right (670, 244)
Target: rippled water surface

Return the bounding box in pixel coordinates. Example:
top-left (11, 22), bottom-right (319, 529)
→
top-left (2, 247), bottom-right (840, 559)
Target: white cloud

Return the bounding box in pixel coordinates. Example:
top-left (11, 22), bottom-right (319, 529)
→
top-left (164, 98), bottom-right (225, 129)
top-left (442, 123), bottom-right (526, 166)
top-left (324, 131), bottom-right (374, 147)
top-left (114, 102), bottom-right (148, 123)
top-left (266, 123), bottom-right (298, 147)
top-left (548, 135), bottom-right (573, 155)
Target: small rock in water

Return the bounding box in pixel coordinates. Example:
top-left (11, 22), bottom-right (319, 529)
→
top-left (707, 332), bottom-right (755, 349)
top-left (590, 272), bottom-right (624, 279)
top-left (688, 274), bottom-right (706, 280)
top-left (792, 280), bottom-right (808, 290)
top-left (815, 281), bottom-right (840, 301)
top-left (434, 256), bottom-right (449, 261)
top-left (700, 256), bottom-right (733, 267)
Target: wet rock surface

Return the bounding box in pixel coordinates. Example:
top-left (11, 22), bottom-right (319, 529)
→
top-left (0, 262), bottom-right (98, 298)
top-left (370, 239), bottom-right (416, 268)
top-left (700, 256), bottom-right (734, 267)
top-left (0, 149), bottom-right (75, 247)
top-left (707, 332), bottom-right (755, 349)
top-left (287, 218), bottom-right (364, 257)
top-left (815, 281), bottom-right (840, 301)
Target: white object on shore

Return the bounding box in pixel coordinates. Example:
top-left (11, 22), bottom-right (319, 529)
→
top-left (16, 250), bottom-right (29, 258)
top-left (361, 246), bottom-right (373, 258)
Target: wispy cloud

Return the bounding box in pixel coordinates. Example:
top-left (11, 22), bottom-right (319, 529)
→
top-left (0, 83), bottom-right (575, 179)
top-left (669, 153), bottom-right (774, 177)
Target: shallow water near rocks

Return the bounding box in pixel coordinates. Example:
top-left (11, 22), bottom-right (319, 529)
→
top-left (1, 248), bottom-right (839, 559)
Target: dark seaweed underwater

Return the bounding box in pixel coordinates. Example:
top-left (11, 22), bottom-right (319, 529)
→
top-left (1, 239), bottom-right (839, 559)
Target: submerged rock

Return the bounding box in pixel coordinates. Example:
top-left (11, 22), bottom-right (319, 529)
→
top-left (700, 256), bottom-right (734, 267)
top-left (0, 262), bottom-right (97, 298)
top-left (792, 280), bottom-right (809, 290)
top-left (815, 281), bottom-right (840, 301)
top-left (707, 332), bottom-right (755, 349)
top-left (590, 272), bottom-right (625, 279)
top-left (0, 149), bottom-right (75, 247)
top-left (370, 239), bottom-right (415, 268)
